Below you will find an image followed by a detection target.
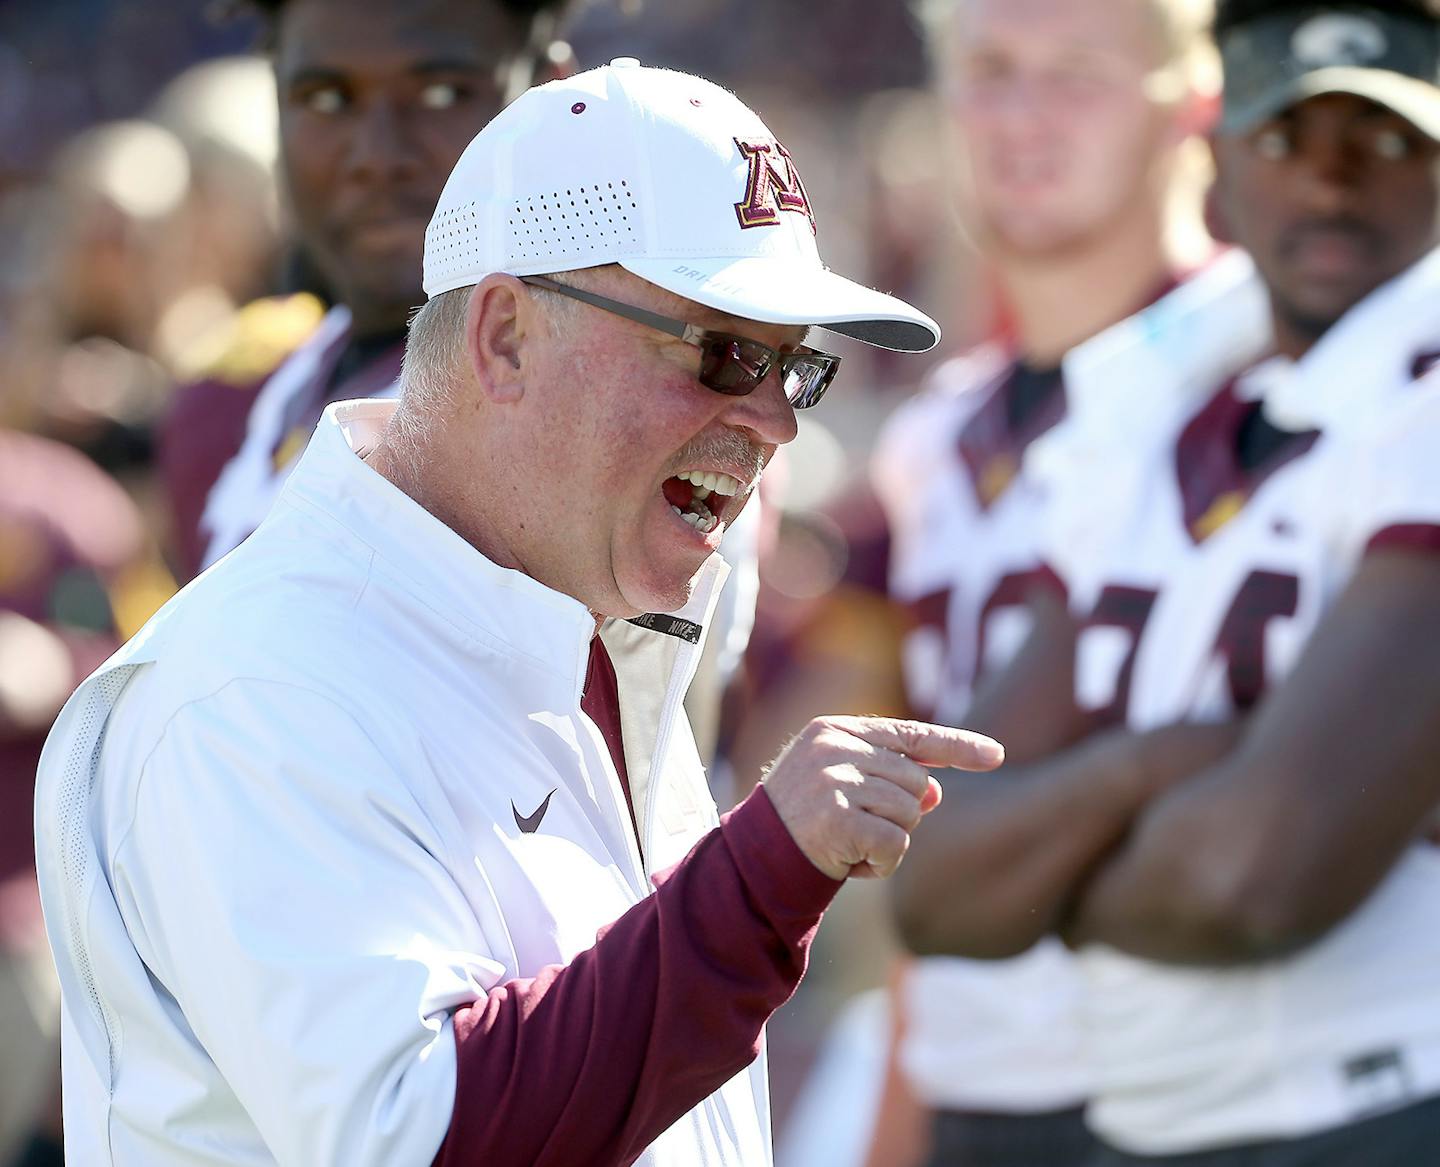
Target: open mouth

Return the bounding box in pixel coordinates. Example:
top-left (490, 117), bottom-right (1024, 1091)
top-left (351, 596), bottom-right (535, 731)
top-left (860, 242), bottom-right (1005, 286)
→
top-left (661, 469), bottom-right (742, 536)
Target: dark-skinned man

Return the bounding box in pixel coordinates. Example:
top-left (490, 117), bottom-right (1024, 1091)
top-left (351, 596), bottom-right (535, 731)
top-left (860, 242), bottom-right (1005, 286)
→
top-left (158, 0), bottom-right (575, 578)
top-left (891, 1), bottom-right (1440, 1163)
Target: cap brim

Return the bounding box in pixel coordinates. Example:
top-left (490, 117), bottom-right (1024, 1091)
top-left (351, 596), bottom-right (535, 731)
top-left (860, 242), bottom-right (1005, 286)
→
top-left (1221, 66), bottom-right (1440, 140)
top-left (619, 255), bottom-right (941, 352)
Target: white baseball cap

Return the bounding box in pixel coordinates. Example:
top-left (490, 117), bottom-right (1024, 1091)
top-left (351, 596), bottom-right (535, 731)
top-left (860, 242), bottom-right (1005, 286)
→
top-left (423, 58), bottom-right (940, 353)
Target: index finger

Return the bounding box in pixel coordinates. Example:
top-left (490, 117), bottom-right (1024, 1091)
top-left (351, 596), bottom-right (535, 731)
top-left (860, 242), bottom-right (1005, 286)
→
top-left (843, 717), bottom-right (1005, 771)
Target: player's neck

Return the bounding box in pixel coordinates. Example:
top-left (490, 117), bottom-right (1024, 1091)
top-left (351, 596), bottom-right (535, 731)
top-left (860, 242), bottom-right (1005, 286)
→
top-left (996, 204), bottom-right (1178, 368)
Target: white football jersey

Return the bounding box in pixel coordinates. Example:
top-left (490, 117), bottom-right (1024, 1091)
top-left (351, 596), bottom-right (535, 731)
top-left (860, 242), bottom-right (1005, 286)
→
top-left (1035, 248), bottom-right (1440, 1153)
top-left (874, 345), bottom-right (1062, 725)
top-left (873, 345), bottom-right (1090, 1112)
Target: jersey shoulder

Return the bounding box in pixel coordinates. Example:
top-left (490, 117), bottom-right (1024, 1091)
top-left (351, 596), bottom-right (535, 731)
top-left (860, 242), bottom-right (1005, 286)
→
top-left (872, 343), bottom-right (1013, 505)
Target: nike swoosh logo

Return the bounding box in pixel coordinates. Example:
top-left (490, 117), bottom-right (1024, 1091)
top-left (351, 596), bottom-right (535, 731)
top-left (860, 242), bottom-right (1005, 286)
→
top-left (513, 790), bottom-right (556, 834)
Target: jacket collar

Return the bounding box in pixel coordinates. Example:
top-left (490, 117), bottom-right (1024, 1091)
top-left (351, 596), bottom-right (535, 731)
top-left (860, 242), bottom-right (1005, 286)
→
top-left (281, 399), bottom-right (729, 697)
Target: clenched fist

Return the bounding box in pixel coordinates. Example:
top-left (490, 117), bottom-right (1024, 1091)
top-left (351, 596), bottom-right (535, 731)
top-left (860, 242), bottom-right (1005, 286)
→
top-left (762, 716), bottom-right (1005, 880)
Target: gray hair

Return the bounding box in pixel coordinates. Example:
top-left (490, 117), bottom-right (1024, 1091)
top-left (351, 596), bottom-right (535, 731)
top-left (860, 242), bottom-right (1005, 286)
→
top-left (397, 271), bottom-right (591, 413)
top-left (398, 287), bottom-right (472, 412)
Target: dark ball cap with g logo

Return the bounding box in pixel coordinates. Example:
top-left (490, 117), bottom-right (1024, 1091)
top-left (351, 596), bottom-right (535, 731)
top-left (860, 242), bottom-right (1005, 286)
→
top-left (1218, 4), bottom-right (1440, 139)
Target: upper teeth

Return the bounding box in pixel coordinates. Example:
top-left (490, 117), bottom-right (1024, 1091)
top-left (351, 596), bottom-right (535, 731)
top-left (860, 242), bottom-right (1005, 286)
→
top-left (678, 469), bottom-right (741, 497)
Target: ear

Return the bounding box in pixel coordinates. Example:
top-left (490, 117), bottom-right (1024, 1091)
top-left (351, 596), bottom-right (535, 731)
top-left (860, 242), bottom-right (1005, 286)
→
top-left (465, 274), bottom-right (537, 405)
top-left (1161, 83), bottom-right (1219, 150)
top-left (1183, 86), bottom-right (1221, 140)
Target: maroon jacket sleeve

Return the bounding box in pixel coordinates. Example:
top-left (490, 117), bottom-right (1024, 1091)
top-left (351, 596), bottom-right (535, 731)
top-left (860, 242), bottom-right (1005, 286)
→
top-left (433, 785), bottom-right (842, 1167)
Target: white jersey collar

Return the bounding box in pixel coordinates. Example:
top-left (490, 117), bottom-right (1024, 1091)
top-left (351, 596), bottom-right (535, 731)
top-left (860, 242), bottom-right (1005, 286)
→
top-left (1051, 243), bottom-right (1440, 447)
top-left (1263, 243), bottom-right (1440, 432)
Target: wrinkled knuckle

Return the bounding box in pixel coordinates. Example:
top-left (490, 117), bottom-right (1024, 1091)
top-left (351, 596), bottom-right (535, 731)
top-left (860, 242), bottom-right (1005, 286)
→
top-left (903, 720), bottom-right (934, 751)
top-left (801, 726), bottom-right (842, 757)
top-left (792, 722), bottom-right (824, 752)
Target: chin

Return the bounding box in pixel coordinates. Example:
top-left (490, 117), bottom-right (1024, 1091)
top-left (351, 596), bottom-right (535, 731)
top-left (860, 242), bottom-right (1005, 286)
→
top-left (987, 215), bottom-right (1097, 258)
top-left (619, 569), bottom-right (703, 619)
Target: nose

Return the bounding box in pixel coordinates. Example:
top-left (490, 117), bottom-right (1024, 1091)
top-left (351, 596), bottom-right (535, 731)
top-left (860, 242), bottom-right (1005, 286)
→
top-left (345, 97), bottom-right (420, 183)
top-left (1296, 132), bottom-right (1363, 216)
top-left (994, 74), bottom-right (1044, 120)
top-left (721, 367), bottom-right (799, 447)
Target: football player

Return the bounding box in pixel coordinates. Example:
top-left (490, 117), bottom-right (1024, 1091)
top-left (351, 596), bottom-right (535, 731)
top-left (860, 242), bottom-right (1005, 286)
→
top-left (157, 0), bottom-right (576, 580)
top-left (865, 1), bottom-right (1214, 1163)
top-left (893, 1), bottom-right (1440, 1162)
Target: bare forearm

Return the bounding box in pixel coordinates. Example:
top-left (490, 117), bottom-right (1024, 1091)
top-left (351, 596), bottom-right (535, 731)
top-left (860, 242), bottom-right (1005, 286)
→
top-left (1060, 774), bottom-right (1272, 963)
top-left (1068, 555), bottom-right (1440, 965)
top-left (890, 732), bottom-right (1145, 958)
top-left (1067, 744), bottom-right (1440, 965)
top-left (891, 719), bottom-right (1245, 958)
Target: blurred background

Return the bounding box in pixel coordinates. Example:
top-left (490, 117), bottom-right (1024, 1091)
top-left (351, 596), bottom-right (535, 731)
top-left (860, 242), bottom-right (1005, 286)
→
top-left (0, 1), bottom-right (1213, 1164)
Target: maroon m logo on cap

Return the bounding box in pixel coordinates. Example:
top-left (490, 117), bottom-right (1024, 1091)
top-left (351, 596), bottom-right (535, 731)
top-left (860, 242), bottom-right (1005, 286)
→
top-left (734, 138), bottom-right (816, 234)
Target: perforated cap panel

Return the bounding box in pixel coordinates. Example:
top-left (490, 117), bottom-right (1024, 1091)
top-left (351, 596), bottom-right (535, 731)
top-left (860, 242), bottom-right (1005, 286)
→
top-left (505, 180), bottom-right (642, 267)
top-left (425, 179), bottom-right (646, 290)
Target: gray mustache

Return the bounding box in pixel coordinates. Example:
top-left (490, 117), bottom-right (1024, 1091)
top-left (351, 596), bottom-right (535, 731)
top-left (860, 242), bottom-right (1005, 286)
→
top-left (673, 433), bottom-right (767, 483)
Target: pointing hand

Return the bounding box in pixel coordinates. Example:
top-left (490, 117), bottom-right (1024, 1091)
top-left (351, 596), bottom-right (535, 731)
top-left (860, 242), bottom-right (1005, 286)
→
top-left (762, 716), bottom-right (1005, 880)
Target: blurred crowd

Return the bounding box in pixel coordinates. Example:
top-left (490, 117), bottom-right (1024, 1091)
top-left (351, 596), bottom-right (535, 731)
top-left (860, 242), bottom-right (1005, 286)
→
top-left (6, 0), bottom-right (1440, 1164)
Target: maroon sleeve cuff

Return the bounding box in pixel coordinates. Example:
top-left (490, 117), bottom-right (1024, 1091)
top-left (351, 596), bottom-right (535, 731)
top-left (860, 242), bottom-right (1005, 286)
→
top-left (435, 787), bottom-right (840, 1167)
top-left (720, 787), bottom-right (844, 936)
top-left (1366, 523), bottom-right (1440, 556)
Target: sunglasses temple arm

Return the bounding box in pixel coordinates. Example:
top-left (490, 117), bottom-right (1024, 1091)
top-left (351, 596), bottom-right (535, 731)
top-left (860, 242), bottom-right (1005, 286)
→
top-left (520, 274), bottom-right (691, 341)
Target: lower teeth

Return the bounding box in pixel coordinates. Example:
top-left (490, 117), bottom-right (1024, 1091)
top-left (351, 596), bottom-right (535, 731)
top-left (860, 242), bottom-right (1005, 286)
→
top-left (670, 502), bottom-right (718, 534)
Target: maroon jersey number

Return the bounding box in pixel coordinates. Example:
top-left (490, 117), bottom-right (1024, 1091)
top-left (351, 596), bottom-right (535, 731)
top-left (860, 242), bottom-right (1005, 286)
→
top-left (1211, 569), bottom-right (1300, 711)
top-left (1080, 585), bottom-right (1160, 726)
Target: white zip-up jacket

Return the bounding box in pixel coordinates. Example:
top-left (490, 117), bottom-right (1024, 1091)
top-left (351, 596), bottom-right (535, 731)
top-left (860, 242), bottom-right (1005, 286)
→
top-left (36, 399), bottom-right (836, 1167)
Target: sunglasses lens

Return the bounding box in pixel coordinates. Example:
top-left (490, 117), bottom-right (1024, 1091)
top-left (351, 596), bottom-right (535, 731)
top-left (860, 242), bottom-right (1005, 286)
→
top-left (783, 354), bottom-right (841, 408)
top-left (698, 337), bottom-right (772, 395)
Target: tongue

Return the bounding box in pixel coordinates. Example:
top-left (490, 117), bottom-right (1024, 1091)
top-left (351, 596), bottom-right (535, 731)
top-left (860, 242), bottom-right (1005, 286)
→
top-left (662, 477), bottom-right (694, 510)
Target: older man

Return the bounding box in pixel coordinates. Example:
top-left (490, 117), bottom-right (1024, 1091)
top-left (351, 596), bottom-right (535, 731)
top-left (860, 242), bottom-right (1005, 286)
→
top-left (35, 61), bottom-right (998, 1167)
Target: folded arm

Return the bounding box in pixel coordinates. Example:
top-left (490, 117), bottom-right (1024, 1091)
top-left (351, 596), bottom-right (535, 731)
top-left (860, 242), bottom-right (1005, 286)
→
top-left (891, 589), bottom-right (1239, 957)
top-left (1063, 550), bottom-right (1440, 964)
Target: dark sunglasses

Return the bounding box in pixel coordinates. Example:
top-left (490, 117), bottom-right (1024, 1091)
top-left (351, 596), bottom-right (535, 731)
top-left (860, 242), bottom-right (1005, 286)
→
top-left (520, 274), bottom-right (842, 408)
